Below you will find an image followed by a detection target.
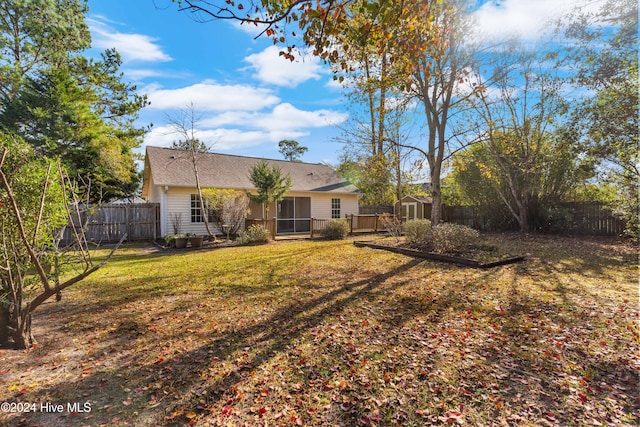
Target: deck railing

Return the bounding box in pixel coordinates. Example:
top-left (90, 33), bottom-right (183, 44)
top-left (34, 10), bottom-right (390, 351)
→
top-left (310, 214), bottom-right (392, 238)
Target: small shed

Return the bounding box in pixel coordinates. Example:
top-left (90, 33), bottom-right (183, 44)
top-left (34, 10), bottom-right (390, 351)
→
top-left (395, 195), bottom-right (432, 221)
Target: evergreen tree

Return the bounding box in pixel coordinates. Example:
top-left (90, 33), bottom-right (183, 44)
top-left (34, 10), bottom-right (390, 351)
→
top-left (0, 2), bottom-right (147, 202)
top-left (278, 139), bottom-right (307, 162)
top-left (247, 160), bottom-right (291, 219)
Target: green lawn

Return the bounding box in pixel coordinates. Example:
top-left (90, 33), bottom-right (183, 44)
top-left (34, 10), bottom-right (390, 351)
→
top-left (0, 234), bottom-right (638, 426)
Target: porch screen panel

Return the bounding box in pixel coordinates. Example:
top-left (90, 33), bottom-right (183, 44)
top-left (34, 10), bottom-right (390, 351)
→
top-left (278, 197), bottom-right (295, 219)
top-left (276, 197), bottom-right (310, 233)
top-left (295, 197), bottom-right (311, 218)
top-left (294, 197), bottom-right (310, 233)
top-left (277, 198), bottom-right (295, 233)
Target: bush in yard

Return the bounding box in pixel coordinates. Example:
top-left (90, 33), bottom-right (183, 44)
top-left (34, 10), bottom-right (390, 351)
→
top-left (237, 224), bottom-right (271, 244)
top-left (379, 213), bottom-right (403, 242)
top-left (404, 219), bottom-right (432, 248)
top-left (432, 223), bottom-right (479, 253)
top-left (202, 188), bottom-right (250, 237)
top-left (538, 205), bottom-right (575, 233)
top-left (321, 219), bottom-right (350, 240)
top-left (164, 235), bottom-right (176, 247)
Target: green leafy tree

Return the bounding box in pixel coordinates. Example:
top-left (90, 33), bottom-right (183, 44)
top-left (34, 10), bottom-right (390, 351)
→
top-left (1, 57), bottom-right (146, 201)
top-left (333, 0), bottom-right (478, 222)
top-left (0, 134), bottom-right (122, 349)
top-left (450, 132), bottom-right (588, 232)
top-left (0, 1), bottom-right (148, 202)
top-left (247, 160), bottom-right (291, 219)
top-left (201, 189), bottom-right (250, 237)
top-left (278, 139), bottom-right (307, 162)
top-left (337, 154), bottom-right (394, 206)
top-left (0, 0), bottom-right (90, 103)
top-left (563, 0), bottom-right (638, 240)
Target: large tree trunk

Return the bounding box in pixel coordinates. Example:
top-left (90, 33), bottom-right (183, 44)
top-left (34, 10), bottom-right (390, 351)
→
top-left (518, 203), bottom-right (529, 233)
top-left (430, 150), bottom-right (443, 226)
top-left (0, 304), bottom-right (35, 349)
top-left (12, 312), bottom-right (35, 349)
top-left (191, 150), bottom-right (215, 239)
top-left (0, 304), bottom-right (9, 345)
top-left (431, 176), bottom-right (443, 226)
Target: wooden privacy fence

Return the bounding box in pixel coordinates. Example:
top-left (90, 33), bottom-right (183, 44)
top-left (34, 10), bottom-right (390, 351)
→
top-left (62, 203), bottom-right (160, 243)
top-left (442, 203), bottom-right (625, 236)
top-left (564, 202), bottom-right (625, 236)
top-left (359, 205), bottom-right (394, 215)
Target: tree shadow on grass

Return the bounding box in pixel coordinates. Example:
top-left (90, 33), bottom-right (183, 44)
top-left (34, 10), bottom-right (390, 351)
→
top-left (4, 236), bottom-right (637, 426)
top-left (5, 257), bottom-right (424, 426)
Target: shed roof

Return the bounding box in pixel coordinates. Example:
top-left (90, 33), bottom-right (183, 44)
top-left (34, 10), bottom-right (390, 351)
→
top-left (142, 146), bottom-right (359, 197)
top-left (399, 194), bottom-right (433, 204)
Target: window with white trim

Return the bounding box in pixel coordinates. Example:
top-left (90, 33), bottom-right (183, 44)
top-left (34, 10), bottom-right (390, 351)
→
top-left (331, 198), bottom-right (341, 219)
top-left (191, 194), bottom-right (203, 223)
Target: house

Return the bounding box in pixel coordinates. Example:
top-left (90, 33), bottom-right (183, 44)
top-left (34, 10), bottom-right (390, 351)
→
top-left (141, 146), bottom-right (360, 236)
top-left (395, 195), bottom-right (432, 221)
top-left (108, 196), bottom-right (147, 204)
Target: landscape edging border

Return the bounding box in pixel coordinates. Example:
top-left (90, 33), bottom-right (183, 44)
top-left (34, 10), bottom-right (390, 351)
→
top-left (353, 241), bottom-right (525, 269)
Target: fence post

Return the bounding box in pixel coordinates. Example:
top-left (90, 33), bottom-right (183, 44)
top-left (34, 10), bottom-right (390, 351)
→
top-left (349, 214), bottom-right (354, 235)
top-left (155, 205), bottom-right (160, 240)
top-left (310, 217), bottom-right (314, 238)
top-left (126, 204), bottom-right (132, 241)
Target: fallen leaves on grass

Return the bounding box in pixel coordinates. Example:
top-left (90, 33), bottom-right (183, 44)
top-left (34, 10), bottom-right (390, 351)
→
top-left (0, 236), bottom-right (637, 426)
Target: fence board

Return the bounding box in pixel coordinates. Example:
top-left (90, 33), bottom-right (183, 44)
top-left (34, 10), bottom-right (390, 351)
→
top-left (310, 216), bottom-right (381, 237)
top-left (441, 203), bottom-right (624, 236)
top-left (62, 203), bottom-right (160, 243)
top-left (359, 205), bottom-right (393, 215)
top-left (564, 202), bottom-right (625, 236)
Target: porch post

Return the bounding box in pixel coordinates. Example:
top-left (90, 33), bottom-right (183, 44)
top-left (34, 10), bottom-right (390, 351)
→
top-left (271, 217), bottom-right (276, 239)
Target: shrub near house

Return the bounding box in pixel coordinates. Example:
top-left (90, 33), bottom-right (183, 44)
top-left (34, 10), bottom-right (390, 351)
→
top-left (237, 225), bottom-right (271, 244)
top-left (432, 223), bottom-right (480, 253)
top-left (403, 219), bottom-right (480, 253)
top-left (321, 220), bottom-right (350, 240)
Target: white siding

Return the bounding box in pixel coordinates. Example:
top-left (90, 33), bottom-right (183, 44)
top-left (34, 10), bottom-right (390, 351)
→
top-left (165, 187), bottom-right (221, 236)
top-left (160, 187), bottom-right (359, 236)
top-left (146, 180), bottom-right (169, 236)
top-left (307, 193), bottom-right (359, 219)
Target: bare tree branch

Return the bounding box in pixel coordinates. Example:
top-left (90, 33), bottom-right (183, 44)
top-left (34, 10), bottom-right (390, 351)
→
top-left (0, 148), bottom-right (51, 292)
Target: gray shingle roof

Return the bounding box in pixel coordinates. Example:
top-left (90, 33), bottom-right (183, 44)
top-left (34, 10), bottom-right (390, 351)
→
top-left (143, 146), bottom-right (359, 196)
top-left (400, 195), bottom-right (433, 204)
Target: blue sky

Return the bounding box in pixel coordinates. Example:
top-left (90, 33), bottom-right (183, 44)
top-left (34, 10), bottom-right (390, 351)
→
top-left (85, 0), bottom-right (603, 165)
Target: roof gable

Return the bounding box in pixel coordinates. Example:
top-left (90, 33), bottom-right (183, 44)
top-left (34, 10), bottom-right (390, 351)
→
top-left (142, 146), bottom-right (359, 195)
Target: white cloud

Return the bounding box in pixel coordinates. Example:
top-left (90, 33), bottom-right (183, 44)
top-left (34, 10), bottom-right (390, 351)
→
top-left (144, 102), bottom-right (347, 152)
top-left (123, 68), bottom-right (166, 81)
top-left (471, 0), bottom-right (605, 41)
top-left (144, 80), bottom-right (281, 111)
top-left (145, 124), bottom-right (306, 151)
top-left (243, 46), bottom-right (325, 87)
top-left (259, 103), bottom-right (348, 130)
top-left (202, 103), bottom-right (347, 131)
top-left (89, 18), bottom-right (172, 63)
top-left (145, 125), bottom-right (267, 150)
